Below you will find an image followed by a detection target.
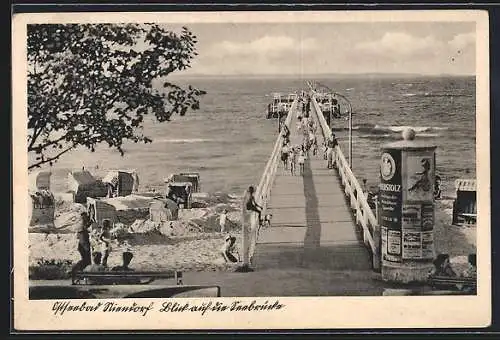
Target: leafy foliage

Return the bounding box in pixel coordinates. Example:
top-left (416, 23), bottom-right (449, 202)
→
top-left (28, 24), bottom-right (206, 169)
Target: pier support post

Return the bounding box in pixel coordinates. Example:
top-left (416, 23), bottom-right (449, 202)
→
top-left (237, 203), bottom-right (254, 272)
top-left (379, 129), bottom-right (437, 283)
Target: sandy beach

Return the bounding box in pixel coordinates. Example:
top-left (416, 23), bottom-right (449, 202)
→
top-left (29, 192), bottom-right (244, 276)
top-left (29, 192), bottom-right (475, 278)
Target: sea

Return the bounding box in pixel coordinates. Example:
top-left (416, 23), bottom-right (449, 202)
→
top-left (41, 75), bottom-right (476, 199)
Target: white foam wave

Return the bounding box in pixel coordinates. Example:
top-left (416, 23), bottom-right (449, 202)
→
top-left (417, 133), bottom-right (440, 137)
top-left (402, 93), bottom-right (417, 97)
top-left (380, 125), bottom-right (448, 133)
top-left (384, 125), bottom-right (430, 133)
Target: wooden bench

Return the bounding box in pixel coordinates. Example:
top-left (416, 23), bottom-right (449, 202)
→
top-left (30, 284), bottom-right (221, 299)
top-left (428, 275), bottom-right (477, 293)
top-left (74, 270), bottom-right (183, 285)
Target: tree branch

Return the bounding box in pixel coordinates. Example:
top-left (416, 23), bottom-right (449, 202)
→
top-left (28, 145), bottom-right (74, 170)
top-left (28, 134), bottom-right (67, 153)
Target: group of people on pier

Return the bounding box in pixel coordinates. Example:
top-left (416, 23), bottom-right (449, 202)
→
top-left (279, 97), bottom-right (340, 176)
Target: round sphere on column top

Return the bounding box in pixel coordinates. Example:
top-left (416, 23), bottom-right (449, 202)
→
top-left (402, 128), bottom-right (416, 141)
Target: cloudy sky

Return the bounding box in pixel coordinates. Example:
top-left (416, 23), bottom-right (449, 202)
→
top-left (167, 21), bottom-right (475, 76)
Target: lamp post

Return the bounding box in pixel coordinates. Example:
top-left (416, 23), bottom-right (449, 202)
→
top-left (316, 82), bottom-right (353, 169)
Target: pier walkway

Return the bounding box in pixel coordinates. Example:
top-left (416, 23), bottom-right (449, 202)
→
top-left (183, 91), bottom-right (384, 296)
top-left (251, 106), bottom-right (371, 272)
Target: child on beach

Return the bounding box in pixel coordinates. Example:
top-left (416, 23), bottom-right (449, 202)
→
top-left (221, 235), bottom-right (239, 263)
top-left (84, 252), bottom-right (106, 273)
top-left (111, 251), bottom-right (141, 284)
top-left (219, 209), bottom-right (228, 233)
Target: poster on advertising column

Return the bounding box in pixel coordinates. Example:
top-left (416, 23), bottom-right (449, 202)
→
top-left (403, 151), bottom-right (435, 202)
top-left (379, 148), bottom-right (402, 263)
top-left (402, 204), bottom-right (422, 259)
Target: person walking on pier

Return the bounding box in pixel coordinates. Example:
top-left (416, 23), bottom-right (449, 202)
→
top-left (289, 146), bottom-right (297, 176)
top-left (308, 130), bottom-right (317, 156)
top-left (298, 146), bottom-right (307, 176)
top-left (326, 134), bottom-right (338, 169)
top-left (281, 124), bottom-right (290, 144)
top-left (281, 141), bottom-right (290, 171)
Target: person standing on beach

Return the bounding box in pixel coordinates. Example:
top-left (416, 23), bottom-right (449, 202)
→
top-left (100, 219), bottom-right (112, 267)
top-left (219, 209), bottom-right (228, 233)
top-left (71, 212), bottom-right (92, 284)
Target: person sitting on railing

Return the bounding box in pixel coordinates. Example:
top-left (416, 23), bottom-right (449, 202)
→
top-left (244, 186), bottom-right (263, 226)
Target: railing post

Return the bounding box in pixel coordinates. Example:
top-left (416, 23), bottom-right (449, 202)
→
top-left (372, 222), bottom-right (381, 272)
top-left (239, 194), bottom-right (252, 272)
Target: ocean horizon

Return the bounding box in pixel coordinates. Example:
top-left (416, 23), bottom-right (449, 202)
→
top-left (31, 75), bottom-right (476, 199)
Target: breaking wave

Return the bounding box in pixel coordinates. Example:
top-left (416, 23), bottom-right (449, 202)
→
top-left (348, 123), bottom-right (448, 134)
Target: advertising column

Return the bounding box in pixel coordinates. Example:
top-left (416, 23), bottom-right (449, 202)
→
top-left (379, 149), bottom-right (403, 265)
top-left (380, 130), bottom-right (436, 283)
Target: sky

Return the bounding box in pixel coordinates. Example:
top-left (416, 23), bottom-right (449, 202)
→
top-left (164, 21), bottom-right (476, 76)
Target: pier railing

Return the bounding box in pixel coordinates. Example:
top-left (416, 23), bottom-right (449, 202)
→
top-left (311, 95), bottom-right (381, 271)
top-left (245, 98), bottom-right (297, 264)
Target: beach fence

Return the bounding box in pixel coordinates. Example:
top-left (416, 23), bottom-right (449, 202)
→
top-left (311, 94), bottom-right (381, 271)
top-left (241, 95), bottom-right (298, 267)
